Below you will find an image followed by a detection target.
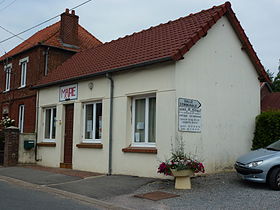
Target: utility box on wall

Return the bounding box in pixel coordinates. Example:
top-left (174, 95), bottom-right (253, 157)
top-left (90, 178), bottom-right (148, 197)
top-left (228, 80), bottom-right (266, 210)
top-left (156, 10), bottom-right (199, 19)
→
top-left (18, 133), bottom-right (36, 164)
top-left (24, 140), bottom-right (35, 150)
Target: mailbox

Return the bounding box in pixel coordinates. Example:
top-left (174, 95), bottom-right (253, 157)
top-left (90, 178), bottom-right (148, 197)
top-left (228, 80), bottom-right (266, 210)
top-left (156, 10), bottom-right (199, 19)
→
top-left (24, 140), bottom-right (35, 150)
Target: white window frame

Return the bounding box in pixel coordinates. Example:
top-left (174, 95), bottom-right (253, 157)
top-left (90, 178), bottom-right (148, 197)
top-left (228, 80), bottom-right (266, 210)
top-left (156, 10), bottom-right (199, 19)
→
top-left (132, 94), bottom-right (156, 147)
top-left (4, 63), bottom-right (12, 92)
top-left (82, 101), bottom-right (102, 143)
top-left (19, 57), bottom-right (28, 88)
top-left (43, 107), bottom-right (56, 142)
top-left (18, 105), bottom-right (24, 133)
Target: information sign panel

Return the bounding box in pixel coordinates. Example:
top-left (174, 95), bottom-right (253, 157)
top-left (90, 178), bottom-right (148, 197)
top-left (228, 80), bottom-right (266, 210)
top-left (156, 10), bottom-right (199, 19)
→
top-left (178, 98), bottom-right (201, 132)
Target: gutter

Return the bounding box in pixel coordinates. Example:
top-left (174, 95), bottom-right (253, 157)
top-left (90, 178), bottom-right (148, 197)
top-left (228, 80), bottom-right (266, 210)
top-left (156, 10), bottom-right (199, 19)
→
top-left (105, 73), bottom-right (114, 175)
top-left (0, 43), bottom-right (78, 64)
top-left (32, 57), bottom-right (173, 90)
top-left (34, 90), bottom-right (40, 161)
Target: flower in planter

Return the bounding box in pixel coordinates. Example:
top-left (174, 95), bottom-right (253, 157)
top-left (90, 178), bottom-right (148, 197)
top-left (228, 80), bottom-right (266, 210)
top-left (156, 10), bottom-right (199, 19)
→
top-left (158, 137), bottom-right (205, 176)
top-left (0, 116), bottom-right (15, 128)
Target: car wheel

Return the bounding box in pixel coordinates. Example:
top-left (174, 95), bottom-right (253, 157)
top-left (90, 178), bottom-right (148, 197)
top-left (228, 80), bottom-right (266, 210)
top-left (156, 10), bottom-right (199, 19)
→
top-left (268, 167), bottom-right (280, 190)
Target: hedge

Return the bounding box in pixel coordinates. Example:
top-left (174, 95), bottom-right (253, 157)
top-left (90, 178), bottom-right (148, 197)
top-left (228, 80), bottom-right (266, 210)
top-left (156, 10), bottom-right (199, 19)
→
top-left (252, 111), bottom-right (280, 150)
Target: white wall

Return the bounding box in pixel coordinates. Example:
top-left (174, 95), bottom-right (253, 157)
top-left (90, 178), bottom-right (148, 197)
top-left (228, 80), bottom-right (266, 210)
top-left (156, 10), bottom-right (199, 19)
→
top-left (175, 16), bottom-right (260, 172)
top-left (111, 65), bottom-right (176, 176)
top-left (37, 63), bottom-right (177, 177)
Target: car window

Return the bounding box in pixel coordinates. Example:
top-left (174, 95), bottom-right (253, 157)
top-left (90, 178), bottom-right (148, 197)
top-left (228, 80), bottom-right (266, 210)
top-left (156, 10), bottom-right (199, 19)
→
top-left (266, 140), bottom-right (280, 151)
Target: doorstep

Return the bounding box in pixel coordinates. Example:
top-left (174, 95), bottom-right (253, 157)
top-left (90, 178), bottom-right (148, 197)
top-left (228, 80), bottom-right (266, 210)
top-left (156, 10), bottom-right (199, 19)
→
top-left (60, 163), bottom-right (72, 169)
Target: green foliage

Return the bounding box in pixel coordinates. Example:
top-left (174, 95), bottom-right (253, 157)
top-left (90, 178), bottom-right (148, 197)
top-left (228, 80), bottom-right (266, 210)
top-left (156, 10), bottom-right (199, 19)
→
top-left (272, 73), bottom-right (280, 92)
top-left (265, 62), bottom-right (280, 92)
top-left (252, 111), bottom-right (280, 150)
top-left (266, 69), bottom-right (274, 81)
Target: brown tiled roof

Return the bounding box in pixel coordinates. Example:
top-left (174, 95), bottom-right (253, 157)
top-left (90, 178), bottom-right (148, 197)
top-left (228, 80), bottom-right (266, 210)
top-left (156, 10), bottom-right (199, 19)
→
top-left (261, 92), bottom-right (280, 112)
top-left (0, 21), bottom-right (102, 61)
top-left (35, 2), bottom-right (270, 88)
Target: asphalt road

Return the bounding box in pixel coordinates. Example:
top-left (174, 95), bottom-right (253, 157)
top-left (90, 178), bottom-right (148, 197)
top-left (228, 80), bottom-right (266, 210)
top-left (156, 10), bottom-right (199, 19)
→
top-left (0, 167), bottom-right (81, 185)
top-left (0, 180), bottom-right (98, 210)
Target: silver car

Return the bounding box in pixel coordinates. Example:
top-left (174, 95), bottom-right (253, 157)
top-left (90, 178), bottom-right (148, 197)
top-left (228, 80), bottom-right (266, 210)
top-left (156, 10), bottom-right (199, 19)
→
top-left (235, 140), bottom-right (280, 190)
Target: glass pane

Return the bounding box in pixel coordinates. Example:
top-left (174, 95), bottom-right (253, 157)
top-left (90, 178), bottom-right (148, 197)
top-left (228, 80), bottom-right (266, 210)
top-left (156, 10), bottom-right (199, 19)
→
top-left (23, 63), bottom-right (26, 83)
top-left (21, 62), bottom-right (26, 86)
top-left (148, 97), bottom-right (156, 142)
top-left (52, 109), bottom-right (56, 139)
top-left (95, 103), bottom-right (102, 139)
top-left (85, 104), bottom-right (93, 139)
top-left (6, 68), bottom-right (10, 90)
top-left (45, 109), bottom-right (51, 139)
top-left (19, 105), bottom-right (24, 133)
top-left (134, 99), bottom-right (145, 143)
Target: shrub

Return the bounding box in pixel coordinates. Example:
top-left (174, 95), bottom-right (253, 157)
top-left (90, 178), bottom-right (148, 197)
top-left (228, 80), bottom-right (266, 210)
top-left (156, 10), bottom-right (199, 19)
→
top-left (252, 111), bottom-right (280, 150)
top-left (0, 116), bottom-right (15, 128)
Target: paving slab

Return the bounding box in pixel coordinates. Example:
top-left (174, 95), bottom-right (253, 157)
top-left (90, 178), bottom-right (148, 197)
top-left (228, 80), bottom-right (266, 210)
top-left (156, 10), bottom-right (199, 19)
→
top-left (50, 175), bottom-right (155, 199)
top-left (22, 165), bottom-right (101, 178)
top-left (0, 166), bottom-right (81, 185)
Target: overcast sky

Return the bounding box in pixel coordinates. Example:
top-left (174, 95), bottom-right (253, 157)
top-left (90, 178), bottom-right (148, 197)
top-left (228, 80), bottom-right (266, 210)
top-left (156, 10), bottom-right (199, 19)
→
top-left (0, 0), bottom-right (279, 75)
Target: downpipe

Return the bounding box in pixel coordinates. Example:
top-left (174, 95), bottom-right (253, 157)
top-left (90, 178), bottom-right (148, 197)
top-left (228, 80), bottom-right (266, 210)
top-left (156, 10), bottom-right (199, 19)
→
top-left (35, 90), bottom-right (40, 161)
top-left (106, 73), bottom-right (114, 175)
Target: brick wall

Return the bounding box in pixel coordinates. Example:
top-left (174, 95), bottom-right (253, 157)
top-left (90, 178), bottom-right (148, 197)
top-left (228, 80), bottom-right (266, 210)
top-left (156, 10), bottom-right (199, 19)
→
top-left (0, 130), bottom-right (4, 165)
top-left (7, 96), bottom-right (36, 133)
top-left (3, 127), bottom-right (19, 166)
top-left (46, 47), bottom-right (75, 75)
top-left (60, 9), bottom-right (79, 46)
top-left (0, 46), bottom-right (76, 134)
top-left (261, 83), bottom-right (272, 100)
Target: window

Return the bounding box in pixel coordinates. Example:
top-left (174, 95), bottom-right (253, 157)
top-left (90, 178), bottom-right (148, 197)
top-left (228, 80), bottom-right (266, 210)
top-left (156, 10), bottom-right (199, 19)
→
top-left (132, 95), bottom-right (156, 146)
top-left (19, 57), bottom-right (28, 88)
top-left (83, 102), bottom-right (102, 142)
top-left (18, 105), bottom-right (24, 133)
top-left (44, 107), bottom-right (56, 141)
top-left (20, 62), bottom-right (27, 87)
top-left (4, 64), bottom-right (12, 91)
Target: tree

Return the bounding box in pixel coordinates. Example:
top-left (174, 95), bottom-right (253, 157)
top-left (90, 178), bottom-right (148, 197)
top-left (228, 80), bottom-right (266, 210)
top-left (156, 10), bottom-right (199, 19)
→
top-left (273, 73), bottom-right (280, 92)
top-left (271, 60), bottom-right (280, 92)
top-left (266, 59), bottom-right (280, 92)
top-left (266, 69), bottom-right (274, 81)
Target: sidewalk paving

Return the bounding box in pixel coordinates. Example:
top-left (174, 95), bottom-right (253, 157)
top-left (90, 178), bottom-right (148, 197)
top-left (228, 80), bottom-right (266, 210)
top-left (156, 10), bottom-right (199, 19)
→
top-left (0, 166), bottom-right (81, 185)
top-left (1, 166), bottom-right (280, 210)
top-left (0, 166), bottom-right (157, 209)
top-left (0, 166), bottom-right (155, 197)
top-left (22, 165), bottom-right (101, 178)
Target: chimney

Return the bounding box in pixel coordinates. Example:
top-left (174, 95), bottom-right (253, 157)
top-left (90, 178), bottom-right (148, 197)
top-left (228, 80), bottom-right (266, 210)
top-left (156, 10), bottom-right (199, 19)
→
top-left (60, 9), bottom-right (79, 46)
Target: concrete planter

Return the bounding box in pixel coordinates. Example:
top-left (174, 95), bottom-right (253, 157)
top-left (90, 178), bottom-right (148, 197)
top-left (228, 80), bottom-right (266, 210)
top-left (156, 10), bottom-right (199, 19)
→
top-left (171, 169), bottom-right (194, 189)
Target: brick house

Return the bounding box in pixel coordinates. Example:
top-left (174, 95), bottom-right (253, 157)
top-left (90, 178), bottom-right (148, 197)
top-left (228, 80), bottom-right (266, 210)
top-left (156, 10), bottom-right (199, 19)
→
top-left (260, 82), bottom-right (272, 101)
top-left (260, 82), bottom-right (280, 111)
top-left (0, 9), bottom-right (101, 134)
top-left (261, 92), bottom-right (280, 111)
